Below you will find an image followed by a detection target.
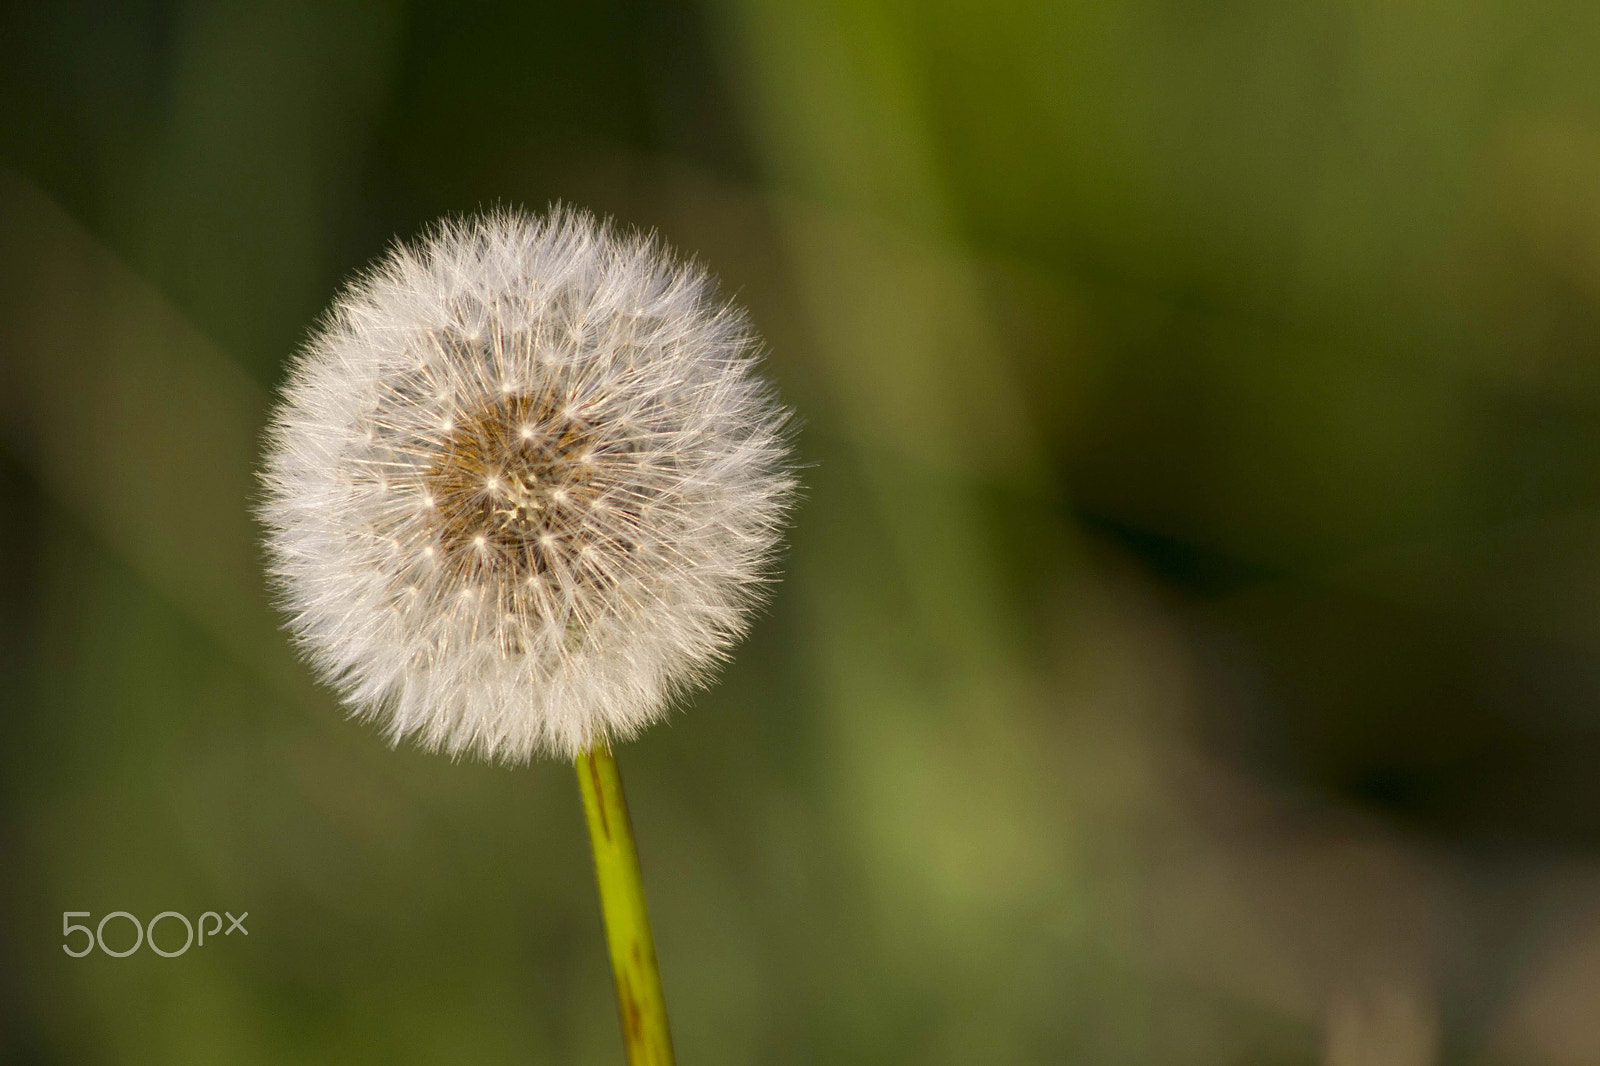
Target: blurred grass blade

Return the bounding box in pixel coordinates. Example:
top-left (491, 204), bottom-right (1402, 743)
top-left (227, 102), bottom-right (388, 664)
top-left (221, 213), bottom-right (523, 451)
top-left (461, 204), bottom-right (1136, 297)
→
top-left (0, 165), bottom-right (306, 699)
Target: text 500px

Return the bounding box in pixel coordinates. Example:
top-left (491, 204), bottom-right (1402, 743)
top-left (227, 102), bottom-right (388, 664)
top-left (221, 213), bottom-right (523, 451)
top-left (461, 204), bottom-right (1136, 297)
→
top-left (62, 911), bottom-right (248, 957)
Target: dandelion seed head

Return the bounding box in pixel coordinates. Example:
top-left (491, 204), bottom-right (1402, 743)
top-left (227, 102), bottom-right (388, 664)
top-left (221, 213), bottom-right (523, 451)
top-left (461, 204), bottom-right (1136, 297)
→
top-left (260, 206), bottom-right (794, 762)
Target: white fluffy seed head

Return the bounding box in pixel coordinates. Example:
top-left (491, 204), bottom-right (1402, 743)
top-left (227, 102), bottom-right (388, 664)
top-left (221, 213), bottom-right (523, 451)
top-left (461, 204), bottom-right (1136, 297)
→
top-left (259, 207), bottom-right (795, 762)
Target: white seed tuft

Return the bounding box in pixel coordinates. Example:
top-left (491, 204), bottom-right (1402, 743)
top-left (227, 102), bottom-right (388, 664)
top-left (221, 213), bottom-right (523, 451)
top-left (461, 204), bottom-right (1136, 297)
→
top-left (259, 207), bottom-right (794, 762)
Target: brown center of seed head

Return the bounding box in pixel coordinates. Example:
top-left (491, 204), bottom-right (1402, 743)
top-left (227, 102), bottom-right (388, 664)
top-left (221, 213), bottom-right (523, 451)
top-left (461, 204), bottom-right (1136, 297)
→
top-left (425, 391), bottom-right (602, 583)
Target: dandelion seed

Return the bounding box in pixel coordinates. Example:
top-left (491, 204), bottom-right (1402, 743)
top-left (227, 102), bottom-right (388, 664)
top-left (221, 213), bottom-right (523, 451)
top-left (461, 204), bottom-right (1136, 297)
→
top-left (259, 206), bottom-right (794, 763)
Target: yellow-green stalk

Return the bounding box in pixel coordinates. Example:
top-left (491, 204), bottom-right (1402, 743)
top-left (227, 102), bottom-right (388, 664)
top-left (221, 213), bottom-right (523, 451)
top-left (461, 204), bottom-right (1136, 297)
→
top-left (577, 746), bottom-right (675, 1066)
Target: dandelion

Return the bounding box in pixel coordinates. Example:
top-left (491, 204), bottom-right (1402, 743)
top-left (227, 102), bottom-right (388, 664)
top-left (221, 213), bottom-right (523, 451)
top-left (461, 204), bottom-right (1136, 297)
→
top-left (259, 207), bottom-right (794, 1064)
top-left (261, 207), bottom-right (792, 761)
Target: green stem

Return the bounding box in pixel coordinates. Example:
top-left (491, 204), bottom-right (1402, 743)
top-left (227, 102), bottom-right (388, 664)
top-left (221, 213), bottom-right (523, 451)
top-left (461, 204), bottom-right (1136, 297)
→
top-left (576, 745), bottom-right (676, 1066)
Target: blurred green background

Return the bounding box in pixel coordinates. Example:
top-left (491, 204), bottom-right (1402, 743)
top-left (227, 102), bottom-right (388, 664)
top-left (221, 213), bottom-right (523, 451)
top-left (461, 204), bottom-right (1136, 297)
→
top-left (8, 0), bottom-right (1600, 1062)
